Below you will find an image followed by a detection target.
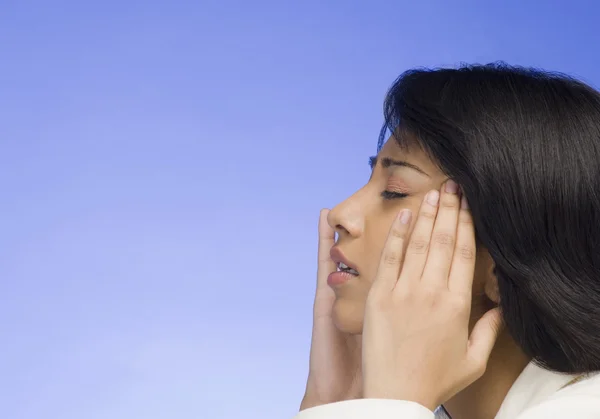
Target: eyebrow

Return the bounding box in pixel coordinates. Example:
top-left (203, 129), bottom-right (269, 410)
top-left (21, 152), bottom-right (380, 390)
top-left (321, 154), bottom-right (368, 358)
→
top-left (369, 156), bottom-right (430, 177)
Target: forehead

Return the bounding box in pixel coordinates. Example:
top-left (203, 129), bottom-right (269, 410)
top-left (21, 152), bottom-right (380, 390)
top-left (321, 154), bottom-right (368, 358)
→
top-left (378, 136), bottom-right (443, 177)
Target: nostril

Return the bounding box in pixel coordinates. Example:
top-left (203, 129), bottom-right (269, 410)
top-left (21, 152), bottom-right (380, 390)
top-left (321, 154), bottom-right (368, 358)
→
top-left (336, 224), bottom-right (349, 235)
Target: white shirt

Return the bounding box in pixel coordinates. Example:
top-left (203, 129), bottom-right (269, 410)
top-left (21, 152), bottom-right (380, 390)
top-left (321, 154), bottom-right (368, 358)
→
top-left (293, 362), bottom-right (600, 418)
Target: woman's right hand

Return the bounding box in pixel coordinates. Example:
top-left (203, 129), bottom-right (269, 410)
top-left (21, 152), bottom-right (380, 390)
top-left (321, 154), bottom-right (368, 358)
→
top-left (300, 209), bottom-right (363, 410)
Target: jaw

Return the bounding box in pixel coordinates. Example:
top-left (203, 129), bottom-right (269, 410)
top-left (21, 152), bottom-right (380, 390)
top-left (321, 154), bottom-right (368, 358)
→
top-left (332, 295), bottom-right (367, 335)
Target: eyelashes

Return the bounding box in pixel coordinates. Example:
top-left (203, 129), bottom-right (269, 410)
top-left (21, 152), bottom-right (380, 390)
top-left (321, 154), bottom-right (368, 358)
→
top-left (381, 190), bottom-right (409, 200)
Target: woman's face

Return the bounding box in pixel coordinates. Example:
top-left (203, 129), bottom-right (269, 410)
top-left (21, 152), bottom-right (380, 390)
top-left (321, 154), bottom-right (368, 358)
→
top-left (328, 138), bottom-right (493, 334)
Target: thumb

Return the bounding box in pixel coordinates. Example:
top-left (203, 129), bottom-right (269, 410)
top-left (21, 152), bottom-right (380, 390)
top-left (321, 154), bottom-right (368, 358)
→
top-left (467, 307), bottom-right (504, 368)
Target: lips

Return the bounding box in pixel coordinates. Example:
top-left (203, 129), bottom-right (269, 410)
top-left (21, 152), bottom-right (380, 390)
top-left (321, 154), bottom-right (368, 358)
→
top-left (330, 247), bottom-right (359, 276)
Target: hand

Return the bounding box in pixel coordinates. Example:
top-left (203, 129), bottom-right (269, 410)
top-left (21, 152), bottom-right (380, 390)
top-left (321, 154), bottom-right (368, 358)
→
top-left (300, 209), bottom-right (362, 410)
top-left (362, 181), bottom-right (504, 411)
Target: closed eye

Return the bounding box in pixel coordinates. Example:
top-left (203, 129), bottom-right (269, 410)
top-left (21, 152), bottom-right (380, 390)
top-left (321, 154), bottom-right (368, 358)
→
top-left (381, 190), bottom-right (408, 200)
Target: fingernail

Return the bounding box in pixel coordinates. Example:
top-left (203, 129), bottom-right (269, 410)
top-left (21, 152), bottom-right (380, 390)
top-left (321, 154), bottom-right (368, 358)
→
top-left (445, 180), bottom-right (458, 194)
top-left (426, 190), bottom-right (440, 206)
top-left (461, 195), bottom-right (469, 209)
top-left (399, 209), bottom-right (412, 224)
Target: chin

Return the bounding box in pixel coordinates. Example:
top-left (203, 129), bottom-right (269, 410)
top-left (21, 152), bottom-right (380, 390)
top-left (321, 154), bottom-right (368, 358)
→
top-left (331, 297), bottom-right (365, 335)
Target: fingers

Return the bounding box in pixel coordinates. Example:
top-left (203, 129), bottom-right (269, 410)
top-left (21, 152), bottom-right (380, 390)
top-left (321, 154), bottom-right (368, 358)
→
top-left (421, 180), bottom-right (462, 287)
top-left (372, 209), bottom-right (413, 292)
top-left (468, 307), bottom-right (504, 370)
top-left (397, 190), bottom-right (440, 283)
top-left (317, 209), bottom-right (336, 292)
top-left (448, 195), bottom-right (477, 294)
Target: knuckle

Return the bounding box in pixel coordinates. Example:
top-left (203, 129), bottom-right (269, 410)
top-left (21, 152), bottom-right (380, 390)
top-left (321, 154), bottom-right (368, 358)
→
top-left (419, 209), bottom-right (437, 220)
top-left (439, 196), bottom-right (460, 209)
top-left (389, 226), bottom-right (406, 239)
top-left (457, 244), bottom-right (476, 260)
top-left (393, 286), bottom-right (411, 300)
top-left (458, 212), bottom-right (474, 225)
top-left (421, 285), bottom-right (441, 300)
top-left (382, 252), bottom-right (402, 266)
top-left (449, 294), bottom-right (471, 312)
top-left (416, 286), bottom-right (443, 308)
top-left (432, 232), bottom-right (455, 247)
top-left (409, 238), bottom-right (429, 254)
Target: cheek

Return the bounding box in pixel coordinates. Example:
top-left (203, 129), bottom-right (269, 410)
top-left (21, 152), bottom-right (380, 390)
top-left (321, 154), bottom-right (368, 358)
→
top-left (362, 198), bottom-right (425, 282)
top-left (362, 217), bottom-right (401, 282)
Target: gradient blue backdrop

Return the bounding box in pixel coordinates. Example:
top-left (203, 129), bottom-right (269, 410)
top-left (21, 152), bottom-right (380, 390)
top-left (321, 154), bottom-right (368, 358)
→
top-left (1, 1), bottom-right (599, 418)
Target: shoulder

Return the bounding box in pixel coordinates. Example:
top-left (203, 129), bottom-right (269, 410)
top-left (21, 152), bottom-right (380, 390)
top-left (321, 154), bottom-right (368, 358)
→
top-left (549, 372), bottom-right (600, 401)
top-left (516, 373), bottom-right (600, 418)
top-left (293, 399), bottom-right (435, 419)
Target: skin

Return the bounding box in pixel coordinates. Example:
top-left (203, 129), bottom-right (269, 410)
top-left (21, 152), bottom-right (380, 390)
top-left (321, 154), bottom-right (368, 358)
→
top-left (302, 138), bottom-right (530, 419)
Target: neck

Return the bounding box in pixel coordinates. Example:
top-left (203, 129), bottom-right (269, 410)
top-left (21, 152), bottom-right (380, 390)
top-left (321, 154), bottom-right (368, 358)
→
top-left (443, 331), bottom-right (530, 419)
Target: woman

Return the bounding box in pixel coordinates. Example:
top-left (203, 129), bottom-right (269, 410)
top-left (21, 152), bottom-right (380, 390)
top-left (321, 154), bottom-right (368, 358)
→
top-left (294, 64), bottom-right (600, 418)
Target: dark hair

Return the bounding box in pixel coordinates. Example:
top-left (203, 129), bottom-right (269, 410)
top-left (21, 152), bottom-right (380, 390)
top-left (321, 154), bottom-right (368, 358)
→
top-left (378, 63), bottom-right (600, 374)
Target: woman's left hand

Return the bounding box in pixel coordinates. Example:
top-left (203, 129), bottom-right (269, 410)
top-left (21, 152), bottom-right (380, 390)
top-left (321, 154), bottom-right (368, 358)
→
top-left (361, 181), bottom-right (504, 411)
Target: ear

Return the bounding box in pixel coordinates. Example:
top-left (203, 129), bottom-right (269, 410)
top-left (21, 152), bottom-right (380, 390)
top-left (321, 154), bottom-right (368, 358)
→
top-left (484, 264), bottom-right (500, 304)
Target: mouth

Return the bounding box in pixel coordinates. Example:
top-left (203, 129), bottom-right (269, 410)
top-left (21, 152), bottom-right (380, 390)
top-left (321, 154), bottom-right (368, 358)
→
top-left (330, 247), bottom-right (360, 276)
top-left (336, 261), bottom-right (359, 276)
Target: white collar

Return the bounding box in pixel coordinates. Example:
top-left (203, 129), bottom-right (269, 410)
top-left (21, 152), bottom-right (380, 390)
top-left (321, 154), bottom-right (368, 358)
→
top-left (494, 361), bottom-right (578, 418)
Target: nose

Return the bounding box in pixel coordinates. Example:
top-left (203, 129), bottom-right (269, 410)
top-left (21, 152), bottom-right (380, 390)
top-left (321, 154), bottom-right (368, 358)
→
top-left (327, 192), bottom-right (365, 239)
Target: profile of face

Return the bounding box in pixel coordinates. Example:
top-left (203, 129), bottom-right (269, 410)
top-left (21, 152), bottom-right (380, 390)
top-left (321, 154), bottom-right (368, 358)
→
top-left (328, 138), bottom-right (497, 334)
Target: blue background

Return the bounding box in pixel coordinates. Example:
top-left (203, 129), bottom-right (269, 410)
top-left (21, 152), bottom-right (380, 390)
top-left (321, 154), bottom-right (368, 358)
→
top-left (1, 1), bottom-right (599, 418)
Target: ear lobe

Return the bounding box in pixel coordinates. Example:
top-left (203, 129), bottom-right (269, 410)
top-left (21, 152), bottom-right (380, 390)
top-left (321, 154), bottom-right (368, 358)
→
top-left (485, 266), bottom-right (500, 304)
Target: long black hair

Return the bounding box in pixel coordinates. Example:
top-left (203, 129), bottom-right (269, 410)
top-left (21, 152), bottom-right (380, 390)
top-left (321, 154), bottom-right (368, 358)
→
top-left (379, 63), bottom-right (600, 374)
